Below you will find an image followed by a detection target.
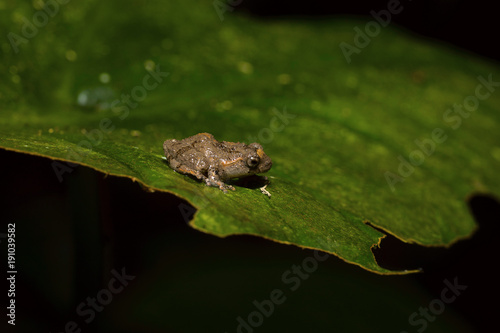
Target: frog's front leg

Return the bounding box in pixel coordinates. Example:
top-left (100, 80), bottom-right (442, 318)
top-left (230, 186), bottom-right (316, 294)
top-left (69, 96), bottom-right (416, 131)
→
top-left (206, 167), bottom-right (235, 193)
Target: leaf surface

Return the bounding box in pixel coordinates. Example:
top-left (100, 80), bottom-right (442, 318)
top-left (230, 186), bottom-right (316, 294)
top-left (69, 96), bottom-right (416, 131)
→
top-left (1, 0), bottom-right (499, 273)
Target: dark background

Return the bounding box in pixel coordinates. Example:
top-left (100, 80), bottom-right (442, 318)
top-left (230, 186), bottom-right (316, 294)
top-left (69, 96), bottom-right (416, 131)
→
top-left (2, 149), bottom-right (498, 332)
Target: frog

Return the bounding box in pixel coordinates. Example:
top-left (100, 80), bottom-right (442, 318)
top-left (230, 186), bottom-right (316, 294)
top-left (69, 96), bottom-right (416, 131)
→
top-left (163, 133), bottom-right (272, 193)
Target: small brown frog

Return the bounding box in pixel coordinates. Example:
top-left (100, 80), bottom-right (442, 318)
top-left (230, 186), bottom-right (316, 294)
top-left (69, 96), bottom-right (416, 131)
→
top-left (163, 133), bottom-right (272, 192)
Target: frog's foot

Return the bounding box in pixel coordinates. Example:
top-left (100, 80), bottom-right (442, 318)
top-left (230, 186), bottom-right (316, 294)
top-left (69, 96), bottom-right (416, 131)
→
top-left (204, 177), bottom-right (235, 193)
top-left (221, 183), bottom-right (235, 193)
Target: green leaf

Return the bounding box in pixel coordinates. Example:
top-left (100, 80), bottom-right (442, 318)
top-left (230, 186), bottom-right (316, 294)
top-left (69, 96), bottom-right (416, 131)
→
top-left (1, 1), bottom-right (498, 273)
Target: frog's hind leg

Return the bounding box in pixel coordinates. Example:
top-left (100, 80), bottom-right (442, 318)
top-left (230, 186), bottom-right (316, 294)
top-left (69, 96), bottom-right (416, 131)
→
top-left (176, 165), bottom-right (206, 182)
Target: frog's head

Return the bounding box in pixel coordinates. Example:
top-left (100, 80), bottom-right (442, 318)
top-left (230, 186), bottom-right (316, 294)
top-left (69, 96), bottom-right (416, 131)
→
top-left (220, 143), bottom-right (272, 180)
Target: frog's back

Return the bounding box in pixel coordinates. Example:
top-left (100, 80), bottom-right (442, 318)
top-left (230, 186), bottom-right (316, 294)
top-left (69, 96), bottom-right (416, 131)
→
top-left (163, 133), bottom-right (218, 173)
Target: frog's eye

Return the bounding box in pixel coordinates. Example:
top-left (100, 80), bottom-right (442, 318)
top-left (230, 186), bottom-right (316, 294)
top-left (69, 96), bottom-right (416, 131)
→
top-left (246, 156), bottom-right (260, 168)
